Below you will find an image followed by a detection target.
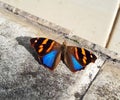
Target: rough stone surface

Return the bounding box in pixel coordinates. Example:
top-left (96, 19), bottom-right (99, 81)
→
top-left (83, 60), bottom-right (120, 100)
top-left (0, 2), bottom-right (120, 100)
top-left (0, 6), bottom-right (104, 100)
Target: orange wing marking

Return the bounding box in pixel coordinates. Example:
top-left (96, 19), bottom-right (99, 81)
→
top-left (42, 38), bottom-right (48, 44)
top-left (81, 48), bottom-right (87, 65)
top-left (46, 41), bottom-right (55, 53)
top-left (83, 56), bottom-right (87, 65)
top-left (38, 45), bottom-right (43, 53)
top-left (81, 48), bottom-right (86, 56)
top-left (38, 38), bottom-right (48, 53)
top-left (75, 47), bottom-right (79, 60)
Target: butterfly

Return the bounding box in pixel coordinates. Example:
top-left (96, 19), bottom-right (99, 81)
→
top-left (30, 37), bottom-right (97, 72)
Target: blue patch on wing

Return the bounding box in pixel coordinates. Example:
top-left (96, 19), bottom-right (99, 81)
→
top-left (42, 50), bottom-right (57, 68)
top-left (71, 55), bottom-right (83, 70)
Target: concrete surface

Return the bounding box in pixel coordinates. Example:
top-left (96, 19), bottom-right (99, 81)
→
top-left (0, 0), bottom-right (119, 47)
top-left (0, 4), bottom-right (104, 100)
top-left (107, 9), bottom-right (120, 55)
top-left (83, 60), bottom-right (120, 100)
top-left (0, 1), bottom-right (120, 100)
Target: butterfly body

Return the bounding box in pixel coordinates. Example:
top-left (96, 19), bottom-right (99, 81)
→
top-left (30, 38), bottom-right (97, 72)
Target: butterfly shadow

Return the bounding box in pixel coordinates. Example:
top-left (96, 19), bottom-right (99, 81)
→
top-left (16, 36), bottom-right (40, 64)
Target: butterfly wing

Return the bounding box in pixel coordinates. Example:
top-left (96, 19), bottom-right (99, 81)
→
top-left (63, 46), bottom-right (97, 72)
top-left (30, 37), bottom-right (61, 70)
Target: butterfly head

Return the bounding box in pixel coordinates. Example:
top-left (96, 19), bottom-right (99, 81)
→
top-left (62, 40), bottom-right (67, 52)
top-left (63, 40), bottom-right (67, 46)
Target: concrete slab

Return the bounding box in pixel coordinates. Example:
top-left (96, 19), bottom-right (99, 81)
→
top-left (107, 9), bottom-right (120, 55)
top-left (0, 2), bottom-right (120, 100)
top-left (0, 0), bottom-right (119, 47)
top-left (0, 6), bottom-right (104, 100)
top-left (83, 60), bottom-right (120, 100)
